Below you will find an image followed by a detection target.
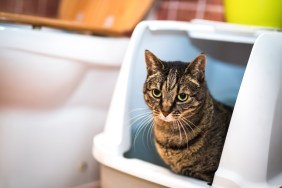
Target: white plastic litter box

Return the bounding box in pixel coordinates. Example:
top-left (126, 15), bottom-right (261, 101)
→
top-left (93, 20), bottom-right (282, 188)
top-left (0, 24), bottom-right (129, 188)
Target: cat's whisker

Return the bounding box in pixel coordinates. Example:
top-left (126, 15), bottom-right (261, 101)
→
top-left (132, 112), bottom-right (153, 150)
top-left (141, 115), bottom-right (154, 148)
top-left (129, 107), bottom-right (159, 151)
top-left (133, 118), bottom-right (148, 150)
top-left (129, 110), bottom-right (152, 147)
top-left (147, 120), bottom-right (156, 151)
top-left (174, 120), bottom-right (183, 146)
top-left (142, 117), bottom-right (154, 150)
top-left (128, 111), bottom-right (152, 128)
top-left (177, 119), bottom-right (189, 149)
top-left (182, 117), bottom-right (202, 132)
top-left (146, 118), bottom-right (155, 150)
top-left (180, 118), bottom-right (197, 136)
top-left (133, 126), bottom-right (144, 150)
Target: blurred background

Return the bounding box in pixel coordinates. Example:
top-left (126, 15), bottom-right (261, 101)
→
top-left (0, 0), bottom-right (225, 22)
top-left (0, 0), bottom-right (60, 18)
top-left (0, 0), bottom-right (281, 35)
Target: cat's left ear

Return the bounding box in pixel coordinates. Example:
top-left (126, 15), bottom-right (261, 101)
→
top-left (186, 54), bottom-right (206, 83)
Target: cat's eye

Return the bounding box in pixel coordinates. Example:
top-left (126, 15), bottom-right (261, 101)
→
top-left (177, 93), bottom-right (188, 102)
top-left (152, 89), bottom-right (162, 98)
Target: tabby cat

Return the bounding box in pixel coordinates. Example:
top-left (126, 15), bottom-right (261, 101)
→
top-left (143, 50), bottom-right (232, 183)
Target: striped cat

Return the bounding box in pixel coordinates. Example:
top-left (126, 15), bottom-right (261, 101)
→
top-left (143, 50), bottom-right (232, 183)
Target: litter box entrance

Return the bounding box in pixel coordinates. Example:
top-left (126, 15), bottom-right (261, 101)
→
top-left (123, 30), bottom-right (253, 168)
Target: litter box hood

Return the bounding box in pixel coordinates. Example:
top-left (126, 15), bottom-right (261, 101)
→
top-left (93, 21), bottom-right (282, 188)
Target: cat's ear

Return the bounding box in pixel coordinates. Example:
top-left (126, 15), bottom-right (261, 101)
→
top-left (186, 54), bottom-right (206, 82)
top-left (144, 50), bottom-right (164, 74)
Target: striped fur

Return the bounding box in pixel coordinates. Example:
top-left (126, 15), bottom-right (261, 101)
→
top-left (143, 50), bottom-right (232, 183)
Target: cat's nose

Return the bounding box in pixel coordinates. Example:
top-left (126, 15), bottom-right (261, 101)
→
top-left (162, 111), bottom-right (170, 117)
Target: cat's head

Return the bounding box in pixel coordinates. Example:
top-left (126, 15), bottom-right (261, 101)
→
top-left (143, 50), bottom-right (207, 123)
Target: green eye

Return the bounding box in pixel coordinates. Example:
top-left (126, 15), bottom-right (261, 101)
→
top-left (152, 89), bottom-right (162, 98)
top-left (177, 93), bottom-right (188, 102)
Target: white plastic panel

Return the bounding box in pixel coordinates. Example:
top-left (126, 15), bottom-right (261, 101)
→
top-left (0, 25), bottom-right (129, 188)
top-left (213, 33), bottom-right (282, 188)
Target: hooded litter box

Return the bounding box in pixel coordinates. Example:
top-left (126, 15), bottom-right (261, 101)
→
top-left (93, 21), bottom-right (282, 188)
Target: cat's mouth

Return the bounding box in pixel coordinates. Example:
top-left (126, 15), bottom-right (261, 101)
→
top-left (158, 112), bottom-right (175, 122)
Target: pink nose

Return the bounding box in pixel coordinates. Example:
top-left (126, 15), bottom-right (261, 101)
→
top-left (162, 111), bottom-right (170, 117)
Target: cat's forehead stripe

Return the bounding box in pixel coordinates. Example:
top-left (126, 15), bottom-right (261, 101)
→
top-left (166, 68), bottom-right (178, 90)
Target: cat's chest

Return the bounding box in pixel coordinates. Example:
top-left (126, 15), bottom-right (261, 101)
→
top-left (153, 122), bottom-right (205, 149)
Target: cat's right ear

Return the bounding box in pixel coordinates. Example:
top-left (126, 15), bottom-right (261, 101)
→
top-left (144, 50), bottom-right (164, 75)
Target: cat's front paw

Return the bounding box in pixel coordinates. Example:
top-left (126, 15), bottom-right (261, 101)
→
top-left (181, 168), bottom-right (213, 183)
